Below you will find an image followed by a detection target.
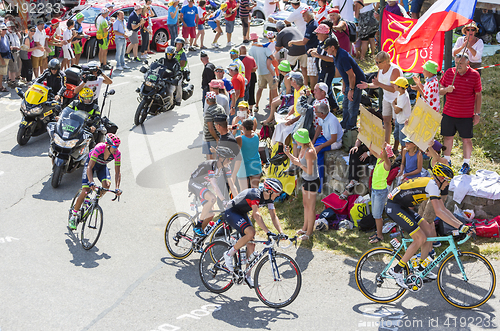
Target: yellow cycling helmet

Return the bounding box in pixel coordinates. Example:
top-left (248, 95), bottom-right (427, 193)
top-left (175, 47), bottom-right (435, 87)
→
top-left (79, 87), bottom-right (94, 104)
top-left (432, 163), bottom-right (455, 181)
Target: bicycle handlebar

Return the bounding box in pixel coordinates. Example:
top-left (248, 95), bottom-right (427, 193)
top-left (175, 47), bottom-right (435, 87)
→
top-left (90, 185), bottom-right (122, 202)
top-left (267, 233), bottom-right (298, 249)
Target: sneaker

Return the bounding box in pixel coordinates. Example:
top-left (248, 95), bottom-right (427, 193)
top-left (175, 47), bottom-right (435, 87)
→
top-left (416, 249), bottom-right (435, 259)
top-left (226, 41), bottom-right (234, 47)
top-left (188, 46), bottom-right (196, 51)
top-left (432, 241), bottom-right (441, 248)
top-left (193, 225), bottom-right (206, 237)
top-left (175, 101), bottom-right (181, 106)
top-left (211, 43), bottom-right (220, 48)
top-left (101, 64), bottom-right (112, 70)
top-left (424, 271), bottom-right (437, 280)
top-left (126, 53), bottom-right (132, 60)
top-left (458, 162), bottom-right (470, 175)
top-left (116, 66), bottom-right (124, 71)
top-left (223, 251), bottom-right (234, 272)
top-left (134, 57), bottom-right (142, 62)
top-left (140, 54), bottom-right (149, 59)
top-left (388, 267), bottom-right (408, 289)
top-left (245, 274), bottom-right (254, 288)
top-left (123, 65), bottom-right (131, 69)
top-left (68, 212), bottom-right (78, 230)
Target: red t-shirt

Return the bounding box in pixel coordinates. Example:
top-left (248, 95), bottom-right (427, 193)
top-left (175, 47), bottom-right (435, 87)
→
top-left (240, 55), bottom-right (256, 84)
top-left (45, 27), bottom-right (57, 41)
top-left (225, 0), bottom-right (237, 21)
top-left (198, 6), bottom-right (206, 24)
top-left (440, 66), bottom-right (481, 118)
top-left (231, 73), bottom-right (245, 99)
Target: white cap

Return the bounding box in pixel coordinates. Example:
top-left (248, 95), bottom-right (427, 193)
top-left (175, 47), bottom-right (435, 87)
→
top-left (316, 82), bottom-right (328, 93)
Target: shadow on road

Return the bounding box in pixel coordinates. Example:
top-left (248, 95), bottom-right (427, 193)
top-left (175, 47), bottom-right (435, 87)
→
top-left (1, 133), bottom-right (50, 158)
top-left (65, 233), bottom-right (111, 268)
top-left (32, 175), bottom-right (81, 202)
top-left (295, 246), bottom-right (314, 272)
top-left (161, 256), bottom-right (201, 289)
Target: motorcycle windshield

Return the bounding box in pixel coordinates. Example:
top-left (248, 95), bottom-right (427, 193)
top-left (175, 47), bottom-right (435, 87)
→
top-left (25, 83), bottom-right (49, 105)
top-left (148, 61), bottom-right (169, 81)
top-left (56, 107), bottom-right (89, 140)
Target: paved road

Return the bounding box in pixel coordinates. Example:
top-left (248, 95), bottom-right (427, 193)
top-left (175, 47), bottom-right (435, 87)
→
top-left (1, 27), bottom-right (499, 331)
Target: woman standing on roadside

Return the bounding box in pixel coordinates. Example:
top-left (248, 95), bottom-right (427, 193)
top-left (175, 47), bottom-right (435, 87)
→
top-left (167, 0), bottom-right (180, 46)
top-left (453, 21), bottom-right (483, 74)
top-left (140, 6), bottom-right (151, 59)
top-left (194, 0), bottom-right (208, 49)
top-left (233, 119), bottom-right (262, 190)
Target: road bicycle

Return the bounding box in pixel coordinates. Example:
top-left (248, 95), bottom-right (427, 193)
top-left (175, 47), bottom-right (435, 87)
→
top-left (355, 227), bottom-right (496, 309)
top-left (68, 186), bottom-right (121, 250)
top-left (164, 193), bottom-right (234, 260)
top-left (199, 233), bottom-right (302, 308)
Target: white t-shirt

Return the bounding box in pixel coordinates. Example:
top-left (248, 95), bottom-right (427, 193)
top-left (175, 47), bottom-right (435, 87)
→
top-left (319, 112), bottom-right (343, 142)
top-left (453, 36), bottom-right (484, 63)
top-left (264, 0), bottom-right (277, 18)
top-left (395, 91), bottom-right (411, 124)
top-left (62, 29), bottom-right (73, 50)
top-left (85, 76), bottom-right (104, 102)
top-left (32, 28), bottom-right (47, 57)
top-left (286, 3), bottom-right (307, 35)
top-left (330, 0), bottom-right (355, 22)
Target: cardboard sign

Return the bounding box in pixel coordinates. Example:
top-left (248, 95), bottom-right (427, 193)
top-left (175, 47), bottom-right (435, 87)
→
top-left (268, 142), bottom-right (295, 195)
top-left (402, 98), bottom-right (442, 151)
top-left (358, 106), bottom-right (385, 155)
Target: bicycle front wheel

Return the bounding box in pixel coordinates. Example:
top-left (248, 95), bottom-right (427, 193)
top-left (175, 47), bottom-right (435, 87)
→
top-left (68, 189), bottom-right (82, 221)
top-left (254, 252), bottom-right (302, 308)
top-left (81, 205), bottom-right (103, 250)
top-left (355, 247), bottom-right (408, 303)
top-left (199, 240), bottom-right (234, 294)
top-left (164, 212), bottom-right (196, 259)
top-left (437, 251), bottom-right (496, 309)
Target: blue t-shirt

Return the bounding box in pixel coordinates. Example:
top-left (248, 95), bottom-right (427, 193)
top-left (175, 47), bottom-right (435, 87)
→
top-left (223, 77), bottom-right (233, 92)
top-left (127, 11), bottom-right (141, 31)
top-left (0, 36), bottom-right (10, 53)
top-left (304, 19), bottom-right (319, 51)
top-left (181, 5), bottom-right (197, 27)
top-left (167, 6), bottom-right (178, 25)
top-left (334, 48), bottom-right (366, 86)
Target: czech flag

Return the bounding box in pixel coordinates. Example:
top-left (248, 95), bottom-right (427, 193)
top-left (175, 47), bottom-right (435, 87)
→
top-left (394, 0), bottom-right (477, 54)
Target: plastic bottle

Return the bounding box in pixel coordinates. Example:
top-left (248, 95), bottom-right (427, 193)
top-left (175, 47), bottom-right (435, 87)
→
top-left (240, 247), bottom-right (247, 265)
top-left (204, 221), bottom-right (215, 235)
top-left (420, 256), bottom-right (434, 268)
top-left (390, 231), bottom-right (400, 238)
top-left (248, 251), bottom-right (259, 263)
top-left (410, 256), bottom-right (420, 268)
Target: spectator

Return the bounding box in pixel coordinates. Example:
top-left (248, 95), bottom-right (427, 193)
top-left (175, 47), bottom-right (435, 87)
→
top-left (398, 138), bottom-right (423, 181)
top-left (330, 0), bottom-right (355, 22)
top-left (384, 0), bottom-right (408, 17)
top-left (246, 34), bottom-right (259, 112)
top-left (453, 22), bottom-right (483, 73)
top-left (180, 0), bottom-right (198, 51)
top-left (32, 21), bottom-right (48, 78)
top-left (285, 0), bottom-right (308, 35)
top-left (194, 0), bottom-right (207, 49)
top-left (248, 39), bottom-right (277, 114)
top-left (229, 48), bottom-right (245, 76)
top-left (20, 26), bottom-right (39, 84)
top-left (239, 0), bottom-right (253, 43)
top-left (341, 138), bottom-right (373, 198)
top-left (61, 20), bottom-right (76, 70)
top-left (224, 0), bottom-right (239, 47)
top-left (324, 37), bottom-right (365, 130)
top-left (6, 21), bottom-right (21, 87)
top-left (262, 60), bottom-right (293, 125)
top-left (207, 3), bottom-right (227, 48)
top-left (126, 5), bottom-right (144, 62)
top-left (232, 101), bottom-right (257, 136)
top-left (140, 6), bottom-right (152, 59)
top-left (391, 77), bottom-right (411, 154)
top-left (204, 79), bottom-right (230, 115)
top-left (284, 128), bottom-right (319, 241)
top-left (238, 45), bottom-right (257, 103)
top-left (411, 60), bottom-right (440, 112)
top-left (264, 0), bottom-right (279, 19)
top-left (113, 11), bottom-right (129, 71)
top-left (312, 102), bottom-right (343, 193)
top-left (46, 18), bottom-right (62, 63)
top-left (357, 51), bottom-right (402, 145)
top-left (410, 0), bottom-right (424, 19)
top-left (203, 91), bottom-right (226, 160)
top-left (275, 21), bottom-right (308, 86)
top-left (354, 0), bottom-right (378, 61)
top-left (234, 118), bottom-right (262, 190)
top-left (167, 0), bottom-right (180, 46)
top-left (327, 8), bottom-right (351, 53)
top-left (200, 51), bottom-right (215, 107)
top-left (288, 7), bottom-right (319, 88)
top-left (214, 64), bottom-right (233, 95)
top-left (145, 0), bottom-right (155, 55)
top-left (0, 24), bottom-right (11, 92)
top-left (73, 13), bottom-right (89, 65)
top-left (439, 53), bottom-right (481, 175)
top-left (228, 63), bottom-right (245, 118)
top-left (315, 0), bottom-right (329, 24)
top-left (96, 8), bottom-right (110, 70)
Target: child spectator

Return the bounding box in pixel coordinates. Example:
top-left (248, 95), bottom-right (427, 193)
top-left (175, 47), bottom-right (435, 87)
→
top-left (398, 138), bottom-right (423, 181)
top-left (391, 76), bottom-right (411, 154)
top-left (411, 60), bottom-right (440, 112)
top-left (233, 119), bottom-right (262, 190)
top-left (232, 101), bottom-right (257, 136)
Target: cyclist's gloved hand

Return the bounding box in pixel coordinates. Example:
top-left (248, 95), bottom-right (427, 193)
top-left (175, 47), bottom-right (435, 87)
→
top-left (459, 224), bottom-right (472, 234)
top-left (267, 231), bottom-right (278, 239)
top-left (115, 189), bottom-right (122, 196)
top-left (279, 233), bottom-right (289, 240)
top-left (89, 182), bottom-right (95, 188)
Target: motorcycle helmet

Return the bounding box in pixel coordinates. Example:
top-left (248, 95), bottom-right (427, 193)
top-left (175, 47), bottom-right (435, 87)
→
top-left (106, 133), bottom-right (121, 147)
top-left (48, 58), bottom-right (60, 72)
top-left (165, 46), bottom-right (175, 59)
top-left (87, 60), bottom-right (100, 72)
top-left (174, 37), bottom-right (185, 46)
top-left (79, 88), bottom-right (94, 104)
top-left (263, 178), bottom-right (283, 194)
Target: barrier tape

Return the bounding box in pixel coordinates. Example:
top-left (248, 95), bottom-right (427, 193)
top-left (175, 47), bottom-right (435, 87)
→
top-left (476, 63), bottom-right (500, 70)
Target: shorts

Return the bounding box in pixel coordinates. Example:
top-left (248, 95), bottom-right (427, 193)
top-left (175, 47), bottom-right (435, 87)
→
top-left (287, 54), bottom-right (307, 68)
top-left (224, 207), bottom-right (252, 235)
top-left (360, 32), bottom-right (376, 41)
top-left (393, 121), bottom-right (406, 145)
top-left (441, 113), bottom-right (473, 139)
top-left (198, 24), bottom-right (204, 30)
top-left (382, 99), bottom-right (395, 118)
top-left (31, 55), bottom-right (43, 68)
top-left (371, 187), bottom-right (388, 219)
top-left (386, 200), bottom-right (424, 236)
top-left (63, 46), bottom-right (75, 60)
top-left (207, 20), bottom-right (218, 30)
top-left (225, 19), bottom-right (235, 34)
top-left (182, 26), bottom-right (196, 38)
top-left (130, 30), bottom-right (139, 44)
top-left (202, 139), bottom-right (216, 155)
top-left (302, 177), bottom-right (320, 192)
top-left (82, 161), bottom-right (111, 188)
top-left (306, 56), bottom-right (318, 76)
top-left (97, 37), bottom-right (109, 50)
top-left (411, 0), bottom-right (425, 14)
top-left (188, 180), bottom-right (211, 205)
top-left (8, 52), bottom-right (20, 72)
top-left (258, 73), bottom-right (277, 89)
top-left (0, 59), bottom-right (9, 75)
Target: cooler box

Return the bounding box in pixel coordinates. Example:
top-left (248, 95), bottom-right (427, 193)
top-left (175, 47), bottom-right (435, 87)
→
top-left (156, 41), bottom-right (168, 52)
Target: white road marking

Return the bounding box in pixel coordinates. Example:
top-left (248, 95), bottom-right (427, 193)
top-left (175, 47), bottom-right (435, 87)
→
top-left (0, 121), bottom-right (19, 134)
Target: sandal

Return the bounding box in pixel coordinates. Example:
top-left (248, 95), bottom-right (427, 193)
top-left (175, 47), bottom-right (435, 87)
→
top-left (296, 229), bottom-right (307, 235)
top-left (369, 236), bottom-right (383, 244)
top-left (298, 234), bottom-right (310, 241)
top-left (339, 190), bottom-right (349, 200)
top-left (345, 180), bottom-right (359, 191)
top-left (0, 86), bottom-right (8, 92)
top-left (369, 233), bottom-right (378, 240)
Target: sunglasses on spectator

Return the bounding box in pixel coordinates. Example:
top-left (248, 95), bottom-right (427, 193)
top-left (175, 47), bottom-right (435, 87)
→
top-left (465, 28), bottom-right (476, 32)
top-left (375, 60), bottom-right (384, 64)
top-left (455, 54), bottom-right (468, 59)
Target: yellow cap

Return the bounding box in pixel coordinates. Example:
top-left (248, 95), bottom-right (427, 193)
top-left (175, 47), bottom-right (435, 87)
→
top-left (220, 3), bottom-right (228, 10)
top-left (238, 101), bottom-right (249, 108)
top-left (391, 76), bottom-right (409, 88)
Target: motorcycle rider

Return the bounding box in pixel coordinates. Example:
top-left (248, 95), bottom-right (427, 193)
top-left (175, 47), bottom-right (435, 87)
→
top-left (68, 88), bottom-right (103, 145)
top-left (34, 58), bottom-right (66, 102)
top-left (164, 45), bottom-right (183, 107)
top-left (174, 37), bottom-right (187, 70)
top-left (74, 60), bottom-right (113, 103)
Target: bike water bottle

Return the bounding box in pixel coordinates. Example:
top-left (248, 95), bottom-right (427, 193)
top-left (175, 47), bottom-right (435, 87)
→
top-left (420, 256), bottom-right (434, 268)
top-left (390, 238), bottom-right (401, 249)
top-left (240, 247), bottom-right (247, 265)
top-left (248, 251), bottom-right (258, 263)
top-left (390, 231), bottom-right (400, 238)
top-left (204, 221), bottom-right (215, 234)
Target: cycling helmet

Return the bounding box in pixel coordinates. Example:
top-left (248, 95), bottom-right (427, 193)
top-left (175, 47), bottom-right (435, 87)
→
top-left (432, 163), bottom-right (454, 180)
top-left (215, 146), bottom-right (235, 159)
top-left (106, 133), bottom-right (121, 147)
top-left (79, 87), bottom-right (94, 104)
top-left (174, 37), bottom-right (185, 45)
top-left (48, 58), bottom-right (60, 71)
top-left (263, 178), bottom-right (283, 194)
top-left (165, 46), bottom-right (175, 57)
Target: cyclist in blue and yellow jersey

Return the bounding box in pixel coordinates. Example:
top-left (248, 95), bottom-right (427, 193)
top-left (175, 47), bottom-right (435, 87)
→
top-left (223, 178), bottom-right (285, 287)
top-left (68, 133), bottom-right (122, 230)
top-left (189, 146), bottom-right (239, 236)
top-left (386, 162), bottom-right (472, 288)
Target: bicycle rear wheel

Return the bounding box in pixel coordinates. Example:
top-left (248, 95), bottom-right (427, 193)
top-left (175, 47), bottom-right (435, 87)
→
top-left (254, 252), bottom-right (302, 308)
top-left (437, 251), bottom-right (496, 309)
top-left (164, 212), bottom-right (196, 259)
top-left (355, 247), bottom-right (408, 303)
top-left (81, 205), bottom-right (103, 250)
top-left (199, 240), bottom-right (234, 293)
top-left (208, 219), bottom-right (234, 244)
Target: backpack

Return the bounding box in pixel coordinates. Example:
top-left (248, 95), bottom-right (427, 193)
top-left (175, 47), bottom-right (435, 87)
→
top-left (342, 19), bottom-right (357, 43)
top-left (357, 214), bottom-right (376, 232)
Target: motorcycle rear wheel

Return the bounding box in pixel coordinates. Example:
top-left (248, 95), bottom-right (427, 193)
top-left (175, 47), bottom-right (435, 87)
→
top-left (51, 164), bottom-right (64, 188)
top-left (17, 123), bottom-right (35, 146)
top-left (134, 99), bottom-right (149, 126)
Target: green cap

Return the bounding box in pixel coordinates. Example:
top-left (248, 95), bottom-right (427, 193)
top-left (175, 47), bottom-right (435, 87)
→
top-left (75, 12), bottom-right (84, 20)
top-left (278, 60), bottom-right (291, 72)
top-left (422, 60), bottom-right (438, 75)
top-left (293, 128), bottom-right (311, 144)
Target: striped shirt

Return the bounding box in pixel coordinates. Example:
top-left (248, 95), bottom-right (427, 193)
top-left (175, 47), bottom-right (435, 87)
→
top-left (239, 0), bottom-right (250, 17)
top-left (440, 66), bottom-right (481, 118)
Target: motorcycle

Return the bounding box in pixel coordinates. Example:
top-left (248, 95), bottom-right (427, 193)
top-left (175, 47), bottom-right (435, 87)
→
top-left (46, 107), bottom-right (93, 188)
top-left (15, 84), bottom-right (60, 146)
top-left (134, 59), bottom-right (194, 126)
